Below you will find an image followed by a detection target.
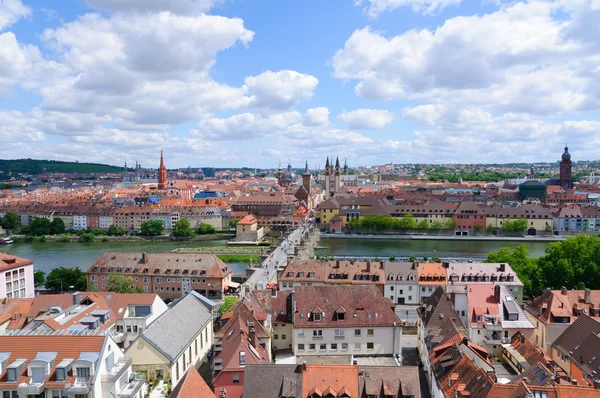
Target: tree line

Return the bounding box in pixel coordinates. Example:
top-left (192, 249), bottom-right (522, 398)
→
top-left (346, 214), bottom-right (458, 230)
top-left (485, 234), bottom-right (600, 298)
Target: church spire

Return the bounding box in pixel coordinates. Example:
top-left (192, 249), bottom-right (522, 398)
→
top-left (158, 150), bottom-right (167, 190)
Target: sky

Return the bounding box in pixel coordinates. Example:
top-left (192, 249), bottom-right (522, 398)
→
top-left (0, 0), bottom-right (599, 169)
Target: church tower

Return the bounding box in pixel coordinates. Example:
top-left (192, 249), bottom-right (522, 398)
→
top-left (560, 146), bottom-right (573, 190)
top-left (158, 150), bottom-right (167, 190)
top-left (334, 157), bottom-right (341, 193)
top-left (343, 157), bottom-right (348, 175)
top-left (302, 161), bottom-right (311, 194)
top-left (324, 157), bottom-right (330, 197)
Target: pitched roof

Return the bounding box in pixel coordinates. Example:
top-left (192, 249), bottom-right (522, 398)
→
top-left (169, 367), bottom-right (215, 398)
top-left (526, 289), bottom-right (600, 324)
top-left (135, 291), bottom-right (212, 362)
top-left (301, 365), bottom-right (359, 398)
top-left (237, 214), bottom-right (257, 225)
top-left (243, 365), bottom-right (302, 398)
top-left (0, 253), bottom-right (33, 272)
top-left (293, 285), bottom-right (400, 328)
top-left (280, 259), bottom-right (385, 286)
top-left (358, 366), bottom-right (421, 397)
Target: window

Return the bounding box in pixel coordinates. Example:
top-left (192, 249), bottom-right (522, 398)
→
top-left (298, 344), bottom-right (305, 351)
top-left (282, 334), bottom-right (287, 340)
top-left (156, 277), bottom-right (162, 284)
top-left (422, 287), bottom-right (425, 292)
top-left (31, 367), bottom-right (46, 383)
top-left (239, 351), bottom-right (246, 365)
top-left (367, 342), bottom-right (374, 350)
top-left (367, 329), bottom-right (374, 336)
top-left (309, 344), bottom-right (316, 350)
top-left (335, 329), bottom-right (344, 337)
top-left (354, 329), bottom-right (361, 336)
top-left (331, 343), bottom-right (337, 350)
top-left (461, 311), bottom-right (466, 317)
top-left (76, 367), bottom-right (91, 380)
top-left (274, 335), bottom-right (279, 340)
top-left (175, 362), bottom-right (179, 381)
top-left (390, 286), bottom-right (394, 291)
top-left (336, 312), bottom-right (345, 321)
top-left (297, 330), bottom-right (305, 338)
top-left (232, 374), bottom-right (240, 384)
top-left (342, 343), bottom-right (348, 350)
top-left (354, 343), bottom-right (361, 350)
top-left (195, 340), bottom-right (198, 356)
top-left (476, 315), bottom-right (482, 322)
top-left (319, 344), bottom-right (326, 350)
top-left (313, 313), bottom-right (322, 321)
top-left (409, 286), bottom-right (412, 291)
top-left (91, 275), bottom-right (97, 281)
top-left (313, 330), bottom-right (323, 337)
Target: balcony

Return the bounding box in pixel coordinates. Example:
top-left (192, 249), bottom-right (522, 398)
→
top-left (215, 343), bottom-right (222, 352)
top-left (66, 379), bottom-right (93, 395)
top-left (112, 374), bottom-right (146, 398)
top-left (17, 381), bottom-right (45, 395)
top-left (102, 357), bottom-right (132, 382)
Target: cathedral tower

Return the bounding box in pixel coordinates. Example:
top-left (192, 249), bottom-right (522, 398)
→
top-left (560, 146), bottom-right (573, 190)
top-left (158, 150), bottom-right (167, 190)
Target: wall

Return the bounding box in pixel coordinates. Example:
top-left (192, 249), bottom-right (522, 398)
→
top-left (272, 322), bottom-right (293, 351)
top-left (213, 370), bottom-right (244, 398)
top-left (293, 326), bottom-right (401, 356)
top-left (384, 281), bottom-right (419, 305)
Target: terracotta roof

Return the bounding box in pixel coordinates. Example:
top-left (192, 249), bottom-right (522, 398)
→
top-left (301, 365), bottom-right (359, 398)
top-left (293, 285), bottom-right (400, 328)
top-left (169, 367), bottom-right (216, 398)
top-left (526, 289), bottom-right (600, 324)
top-left (237, 214), bottom-right (257, 225)
top-left (280, 259), bottom-right (384, 287)
top-left (0, 253), bottom-right (33, 272)
top-left (88, 252), bottom-right (231, 279)
top-left (0, 335), bottom-right (105, 389)
top-left (358, 366), bottom-right (421, 397)
top-left (417, 263), bottom-right (448, 285)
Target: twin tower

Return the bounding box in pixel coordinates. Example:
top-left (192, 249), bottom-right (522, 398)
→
top-left (324, 157), bottom-right (345, 198)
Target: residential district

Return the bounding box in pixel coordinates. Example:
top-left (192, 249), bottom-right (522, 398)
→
top-left (0, 148), bottom-right (600, 397)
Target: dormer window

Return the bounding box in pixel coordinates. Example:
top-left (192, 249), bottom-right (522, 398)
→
top-left (287, 272), bottom-right (294, 277)
top-left (337, 312), bottom-right (345, 321)
top-left (308, 272), bottom-right (314, 278)
top-left (313, 313), bottom-right (322, 321)
top-left (298, 272), bottom-right (305, 278)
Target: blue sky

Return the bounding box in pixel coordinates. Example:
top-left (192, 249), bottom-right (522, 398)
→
top-left (0, 0), bottom-right (599, 168)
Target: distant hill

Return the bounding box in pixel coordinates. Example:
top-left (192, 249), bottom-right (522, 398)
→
top-left (0, 159), bottom-right (123, 176)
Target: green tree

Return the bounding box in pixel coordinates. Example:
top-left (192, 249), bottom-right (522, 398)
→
top-left (474, 225), bottom-right (484, 233)
top-left (430, 221), bottom-right (444, 229)
top-left (219, 296), bottom-right (240, 315)
top-left (172, 219), bottom-right (193, 237)
top-left (78, 233), bottom-right (95, 243)
top-left (34, 270), bottom-right (46, 287)
top-left (487, 224), bottom-right (495, 233)
top-left (196, 223), bottom-right (216, 235)
top-left (397, 214), bottom-right (417, 229)
top-left (107, 224), bottom-right (118, 236)
top-left (417, 219), bottom-right (429, 229)
top-left (140, 220), bottom-right (164, 236)
top-left (229, 219), bottom-right (239, 229)
top-left (49, 218), bottom-right (66, 235)
top-left (30, 217), bottom-right (51, 236)
top-left (444, 220), bottom-right (458, 229)
top-left (544, 224), bottom-right (553, 232)
top-left (106, 274), bottom-right (144, 293)
top-left (389, 256), bottom-right (396, 262)
top-left (1, 212), bottom-right (19, 230)
top-left (46, 267), bottom-right (87, 292)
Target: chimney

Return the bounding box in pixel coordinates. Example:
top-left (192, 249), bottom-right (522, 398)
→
top-left (271, 286), bottom-right (277, 298)
top-left (335, 260), bottom-right (340, 269)
top-left (585, 288), bottom-right (591, 304)
top-left (561, 286), bottom-right (568, 296)
top-left (249, 327), bottom-right (257, 347)
top-left (366, 261), bottom-right (371, 273)
top-left (380, 261), bottom-right (384, 269)
top-left (494, 285), bottom-right (501, 304)
top-left (73, 292), bottom-right (82, 305)
top-left (141, 252), bottom-right (147, 264)
top-left (462, 336), bottom-right (469, 346)
top-left (499, 263), bottom-right (506, 272)
top-left (442, 262), bottom-right (450, 269)
top-left (301, 361), bottom-right (307, 372)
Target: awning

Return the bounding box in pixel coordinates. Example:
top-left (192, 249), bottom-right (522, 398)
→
top-left (226, 281), bottom-right (241, 289)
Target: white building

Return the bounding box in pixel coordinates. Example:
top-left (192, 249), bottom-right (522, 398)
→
top-left (125, 291), bottom-right (213, 388)
top-left (384, 262), bottom-right (419, 305)
top-left (0, 253), bottom-right (35, 299)
top-left (73, 214), bottom-right (88, 230)
top-left (292, 285), bottom-right (402, 358)
top-left (0, 334), bottom-right (146, 398)
top-left (110, 294), bottom-right (168, 349)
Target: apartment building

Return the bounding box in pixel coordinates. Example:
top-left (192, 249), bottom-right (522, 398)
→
top-left (0, 253), bottom-right (34, 299)
top-left (292, 285), bottom-right (402, 358)
top-left (0, 335), bottom-right (146, 398)
top-left (383, 262), bottom-right (419, 305)
top-left (125, 292), bottom-right (213, 388)
top-left (87, 252), bottom-right (232, 300)
top-left (279, 259), bottom-right (385, 294)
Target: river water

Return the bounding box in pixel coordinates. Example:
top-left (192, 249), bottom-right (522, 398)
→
top-left (0, 237), bottom-right (552, 275)
top-left (0, 239), bottom-right (251, 274)
top-left (315, 237), bottom-right (551, 260)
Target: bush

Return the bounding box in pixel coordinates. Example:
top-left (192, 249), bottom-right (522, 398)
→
top-left (57, 236), bottom-right (70, 243)
top-left (24, 236), bottom-right (34, 243)
top-left (38, 235), bottom-right (46, 243)
top-left (102, 237), bottom-right (109, 242)
top-left (78, 233), bottom-right (95, 243)
top-left (196, 223), bottom-right (216, 235)
top-left (389, 256), bottom-right (396, 262)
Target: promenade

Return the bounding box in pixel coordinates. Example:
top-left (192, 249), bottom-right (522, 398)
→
top-left (322, 233), bottom-right (565, 242)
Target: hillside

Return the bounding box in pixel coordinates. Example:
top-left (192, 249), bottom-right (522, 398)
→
top-left (0, 159), bottom-right (123, 176)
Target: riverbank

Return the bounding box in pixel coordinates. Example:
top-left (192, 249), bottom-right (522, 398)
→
top-left (321, 233), bottom-right (565, 242)
top-left (8, 233), bottom-right (234, 244)
top-left (216, 254), bottom-right (261, 264)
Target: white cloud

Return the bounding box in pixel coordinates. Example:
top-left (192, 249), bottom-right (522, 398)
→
top-left (0, 32), bottom-right (42, 95)
top-left (0, 0), bottom-right (30, 31)
top-left (86, 0), bottom-right (219, 14)
top-left (338, 108), bottom-right (394, 129)
top-left (332, 1), bottom-right (599, 116)
top-left (244, 70), bottom-right (319, 110)
top-left (355, 0), bottom-right (461, 17)
top-left (0, 110), bottom-right (45, 143)
top-left (192, 111), bottom-right (302, 140)
top-left (303, 107), bottom-right (330, 126)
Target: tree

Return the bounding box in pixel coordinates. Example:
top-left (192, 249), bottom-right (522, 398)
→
top-left (34, 271), bottom-right (46, 288)
top-left (474, 225), bottom-right (484, 233)
top-left (172, 219), bottom-right (193, 237)
top-left (140, 220), bottom-right (164, 236)
top-left (487, 224), bottom-right (495, 233)
top-left (417, 219), bottom-right (429, 229)
top-left (78, 233), bottom-right (95, 243)
top-left (45, 267), bottom-right (87, 292)
top-left (107, 274), bottom-right (144, 293)
top-left (544, 224), bottom-right (553, 232)
top-left (196, 223), bottom-right (216, 235)
top-left (397, 214), bottom-right (417, 229)
top-left (30, 217), bottom-right (51, 236)
top-left (229, 219), bottom-right (239, 229)
top-left (444, 220), bottom-right (458, 230)
top-left (1, 212), bottom-right (19, 230)
top-left (430, 221), bottom-right (444, 229)
top-left (49, 218), bottom-right (66, 235)
top-left (107, 224), bottom-right (118, 236)
top-left (219, 296), bottom-right (240, 315)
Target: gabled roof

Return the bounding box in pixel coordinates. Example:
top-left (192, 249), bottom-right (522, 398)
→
top-left (0, 253), bottom-right (34, 272)
top-left (243, 364), bottom-right (302, 398)
top-left (133, 291), bottom-right (212, 363)
top-left (169, 367), bottom-right (215, 398)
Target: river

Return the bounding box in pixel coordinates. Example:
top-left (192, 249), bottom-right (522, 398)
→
top-left (315, 237), bottom-right (551, 260)
top-left (0, 239), bottom-right (249, 274)
top-left (0, 237), bottom-right (552, 275)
